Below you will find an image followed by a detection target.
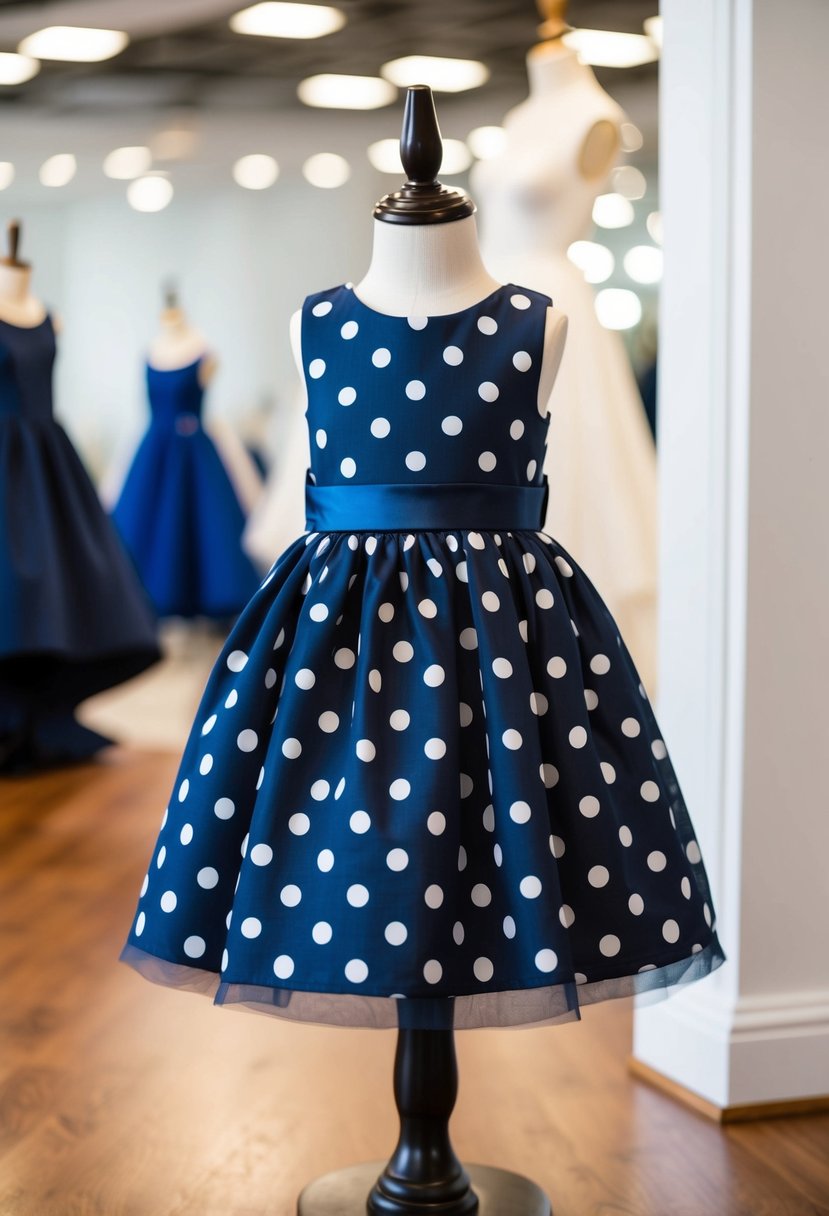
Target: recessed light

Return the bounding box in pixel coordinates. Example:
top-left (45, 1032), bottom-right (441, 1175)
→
top-left (298, 73), bottom-right (396, 110)
top-left (646, 211), bottom-right (663, 245)
top-left (103, 146), bottom-right (152, 180)
top-left (595, 288), bottom-right (642, 330)
top-left (230, 3), bottom-right (345, 39)
top-left (467, 126), bottom-right (506, 160)
top-left (19, 27), bottom-right (128, 63)
top-left (624, 245), bottom-right (663, 285)
top-left (0, 52), bottom-right (40, 85)
top-left (303, 153), bottom-right (351, 188)
top-left (368, 138), bottom-right (471, 176)
top-left (39, 153), bottom-right (77, 188)
top-left (567, 240), bottom-right (615, 284)
top-left (610, 165), bottom-right (647, 200)
top-left (644, 16), bottom-right (663, 48)
top-left (127, 176), bottom-right (173, 213)
top-left (620, 122), bottom-right (644, 152)
top-left (563, 29), bottom-right (659, 69)
top-left (380, 55), bottom-right (489, 93)
top-left (233, 154), bottom-right (279, 190)
top-left (592, 192), bottom-right (635, 229)
top-left (0, 163), bottom-right (15, 190)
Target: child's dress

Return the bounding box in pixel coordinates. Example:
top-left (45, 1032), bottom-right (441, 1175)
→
top-left (122, 285), bottom-right (724, 1029)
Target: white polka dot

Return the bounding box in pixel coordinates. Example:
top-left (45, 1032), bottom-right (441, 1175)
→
top-left (227, 650), bottom-right (248, 673)
top-left (544, 657), bottom-right (566, 680)
top-left (455, 560), bottom-right (469, 583)
top-left (237, 729), bottom-right (258, 752)
top-left (288, 813), bottom-right (310, 836)
top-left (482, 805), bottom-right (495, 832)
top-left (424, 738), bottom-right (446, 760)
top-left (315, 428), bottom-right (327, 449)
top-left (334, 648), bottom-right (355, 669)
top-left (704, 902), bottom-right (712, 927)
top-left (274, 954), bottom-right (295, 979)
top-left (427, 812), bottom-right (446, 835)
top-left (405, 379), bottom-right (425, 400)
top-left (387, 848), bottom-right (409, 871)
top-left (241, 917), bottom-right (262, 939)
top-left (629, 894), bottom-right (645, 916)
top-left (309, 358), bottom-right (326, 379)
top-left (393, 641), bottom-right (414, 663)
top-left (459, 627), bottom-right (478, 650)
top-left (423, 959), bottom-right (443, 985)
top-left (250, 843), bottom-right (273, 865)
top-left (652, 739), bottom-right (668, 760)
top-left (559, 904), bottom-right (575, 928)
top-left (338, 386), bottom-right (357, 406)
top-left (520, 875), bottom-right (542, 899)
top-left (647, 851), bottom-right (667, 872)
top-left (619, 825), bottom-right (633, 847)
top-left (197, 867), bottom-right (219, 889)
top-left (372, 347), bottom-right (391, 368)
top-left (180, 823), bottom-right (193, 845)
top-left (579, 795), bottom-right (601, 818)
top-left (527, 459), bottom-right (537, 480)
top-left (389, 779), bottom-right (410, 801)
top-left (502, 729), bottom-right (522, 750)
top-left (590, 654), bottom-right (611, 675)
top-left (424, 884), bottom-right (443, 909)
top-left (389, 709), bottom-right (410, 731)
top-left (312, 300), bottom-right (332, 317)
top-left (510, 800), bottom-right (531, 824)
top-left (443, 345), bottom-right (463, 365)
top-left (474, 956), bottom-right (494, 982)
top-left (453, 922), bottom-right (465, 945)
top-left (599, 934), bottom-right (621, 957)
top-left (601, 761), bottom-right (616, 784)
top-left (317, 849), bottom-right (334, 872)
top-left (478, 450), bottom-right (497, 472)
top-left (177, 779), bottom-right (189, 803)
top-left (686, 841), bottom-right (702, 864)
top-left (478, 590), bottom-right (499, 613)
top-left (478, 381), bottom-right (499, 402)
top-left (407, 315), bottom-right (428, 330)
top-left (588, 865), bottom-right (609, 888)
top-left (550, 834), bottom-right (565, 858)
top-left (340, 320), bottom-right (358, 339)
top-left (622, 717), bottom-right (641, 738)
top-left (199, 754), bottom-right (213, 776)
top-left (318, 711), bottom-right (340, 734)
top-left (370, 417), bottom-right (390, 438)
top-left (309, 603), bottom-right (329, 622)
top-left (225, 689), bottom-right (238, 708)
top-left (355, 738), bottom-right (376, 763)
top-left (569, 726), bottom-right (587, 749)
top-left (201, 714), bottom-right (217, 736)
top-left (160, 891), bottom-right (177, 913)
top-left (662, 919), bottom-right (680, 944)
top-left (344, 958), bottom-right (369, 984)
top-left (513, 350), bottom-right (532, 372)
top-left (378, 602), bottom-right (395, 623)
top-left (311, 779), bottom-right (330, 801)
top-left (529, 691), bottom-right (548, 715)
top-left (459, 702), bottom-right (473, 726)
top-left (385, 921), bottom-right (408, 946)
top-left (280, 884), bottom-right (301, 906)
top-left (641, 780), bottom-right (660, 802)
top-left (312, 922), bottom-right (332, 945)
top-left (441, 415), bottom-right (463, 436)
top-left (369, 669), bottom-right (382, 692)
top-left (424, 664), bottom-right (445, 686)
top-left (535, 948), bottom-right (558, 973)
top-left (471, 883), bottom-right (491, 907)
top-left (405, 450), bottom-right (426, 471)
top-left (350, 810), bottom-right (370, 834)
top-left (214, 797), bottom-right (235, 819)
top-left (541, 763), bottom-right (559, 789)
top-left (535, 588), bottom-right (554, 609)
top-left (340, 457), bottom-right (356, 478)
top-left (334, 777), bottom-right (345, 800)
top-left (510, 293), bottom-right (531, 310)
top-left (135, 911), bottom-right (145, 936)
top-left (184, 935), bottom-right (206, 958)
top-left (418, 598), bottom-right (437, 618)
top-left (427, 557), bottom-right (443, 577)
top-left (492, 657), bottom-right (513, 679)
top-left (477, 315), bottom-right (498, 335)
top-left (264, 668), bottom-right (277, 689)
top-left (509, 419), bottom-right (525, 440)
top-left (295, 668), bottom-right (315, 690)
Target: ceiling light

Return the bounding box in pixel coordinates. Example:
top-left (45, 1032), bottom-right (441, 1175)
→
top-left (439, 139), bottom-right (472, 175)
top-left (0, 163), bottom-right (14, 190)
top-left (151, 128), bottom-right (199, 161)
top-left (127, 176), bottom-right (173, 212)
top-left (230, 3), bottom-right (345, 39)
top-left (233, 154), bottom-right (279, 190)
top-left (367, 139), bottom-right (471, 177)
top-left (563, 28), bottom-right (659, 69)
top-left (303, 152), bottom-right (350, 188)
top-left (592, 192), bottom-right (634, 229)
top-left (298, 73), bottom-right (396, 109)
top-left (567, 240), bottom-right (614, 284)
top-left (103, 146), bottom-right (152, 180)
top-left (39, 153), bottom-right (76, 188)
top-left (467, 126), bottom-right (507, 160)
top-left (620, 121), bottom-right (643, 152)
top-left (644, 16), bottom-right (663, 48)
top-left (595, 288), bottom-right (642, 330)
top-left (610, 165), bottom-right (647, 200)
top-left (624, 245), bottom-right (663, 285)
top-left (646, 211), bottom-right (663, 245)
top-left (19, 27), bottom-right (128, 63)
top-left (380, 55), bottom-right (489, 93)
top-left (0, 52), bottom-right (40, 85)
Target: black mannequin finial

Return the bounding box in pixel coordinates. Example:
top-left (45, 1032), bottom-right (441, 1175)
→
top-left (2, 219), bottom-right (29, 269)
top-left (163, 278), bottom-right (179, 310)
top-left (374, 85), bottom-right (475, 225)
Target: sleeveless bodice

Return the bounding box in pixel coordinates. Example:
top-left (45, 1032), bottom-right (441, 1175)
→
top-left (301, 284), bottom-right (551, 494)
top-left (146, 359), bottom-right (205, 432)
top-left (0, 316), bottom-right (57, 422)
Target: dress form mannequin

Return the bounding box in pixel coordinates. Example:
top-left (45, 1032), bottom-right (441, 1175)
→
top-left (297, 86), bottom-right (553, 1216)
top-left (0, 221), bottom-right (52, 329)
top-left (148, 285), bottom-right (216, 387)
top-left (471, 10), bottom-right (659, 693)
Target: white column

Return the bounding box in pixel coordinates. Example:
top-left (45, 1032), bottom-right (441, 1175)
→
top-left (633, 0), bottom-right (829, 1109)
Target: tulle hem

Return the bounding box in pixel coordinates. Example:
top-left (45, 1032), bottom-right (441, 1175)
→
top-left (120, 935), bottom-right (725, 1030)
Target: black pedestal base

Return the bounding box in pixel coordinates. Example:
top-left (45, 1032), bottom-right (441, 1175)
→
top-left (297, 1162), bottom-right (552, 1216)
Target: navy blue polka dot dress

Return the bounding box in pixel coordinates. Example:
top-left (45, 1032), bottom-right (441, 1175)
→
top-left (121, 283), bottom-right (724, 1029)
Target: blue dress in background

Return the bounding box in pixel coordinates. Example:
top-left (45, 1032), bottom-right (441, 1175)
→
top-left (112, 357), bottom-right (260, 619)
top-left (122, 284), bottom-right (724, 1030)
top-left (0, 315), bottom-right (160, 772)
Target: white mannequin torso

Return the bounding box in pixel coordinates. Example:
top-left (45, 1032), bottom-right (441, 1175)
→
top-left (149, 308), bottom-right (216, 387)
top-left (0, 264), bottom-right (50, 328)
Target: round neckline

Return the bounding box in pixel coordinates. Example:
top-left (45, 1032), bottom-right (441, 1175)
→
top-left (0, 311), bottom-right (50, 331)
top-left (146, 354), bottom-right (204, 374)
top-left (343, 281), bottom-right (512, 322)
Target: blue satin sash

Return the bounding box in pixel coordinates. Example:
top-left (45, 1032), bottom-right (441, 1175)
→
top-left (305, 479), bottom-right (548, 532)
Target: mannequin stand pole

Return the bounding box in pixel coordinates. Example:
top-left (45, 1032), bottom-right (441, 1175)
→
top-left (297, 1027), bottom-right (552, 1216)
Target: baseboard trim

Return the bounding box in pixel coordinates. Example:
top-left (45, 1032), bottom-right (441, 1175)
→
top-left (628, 1057), bottom-right (829, 1122)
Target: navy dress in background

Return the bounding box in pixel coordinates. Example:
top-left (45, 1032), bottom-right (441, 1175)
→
top-left (0, 316), bottom-right (160, 772)
top-left (112, 358), bottom-right (260, 620)
top-left (122, 284), bottom-right (724, 1030)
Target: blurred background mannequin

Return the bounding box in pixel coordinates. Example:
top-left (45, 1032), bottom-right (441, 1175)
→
top-left (471, 0), bottom-right (658, 691)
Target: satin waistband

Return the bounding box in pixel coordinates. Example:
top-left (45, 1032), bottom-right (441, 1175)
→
top-left (305, 480), bottom-right (548, 532)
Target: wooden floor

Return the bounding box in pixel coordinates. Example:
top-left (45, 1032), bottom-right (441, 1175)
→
top-left (2, 750), bottom-right (828, 1216)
